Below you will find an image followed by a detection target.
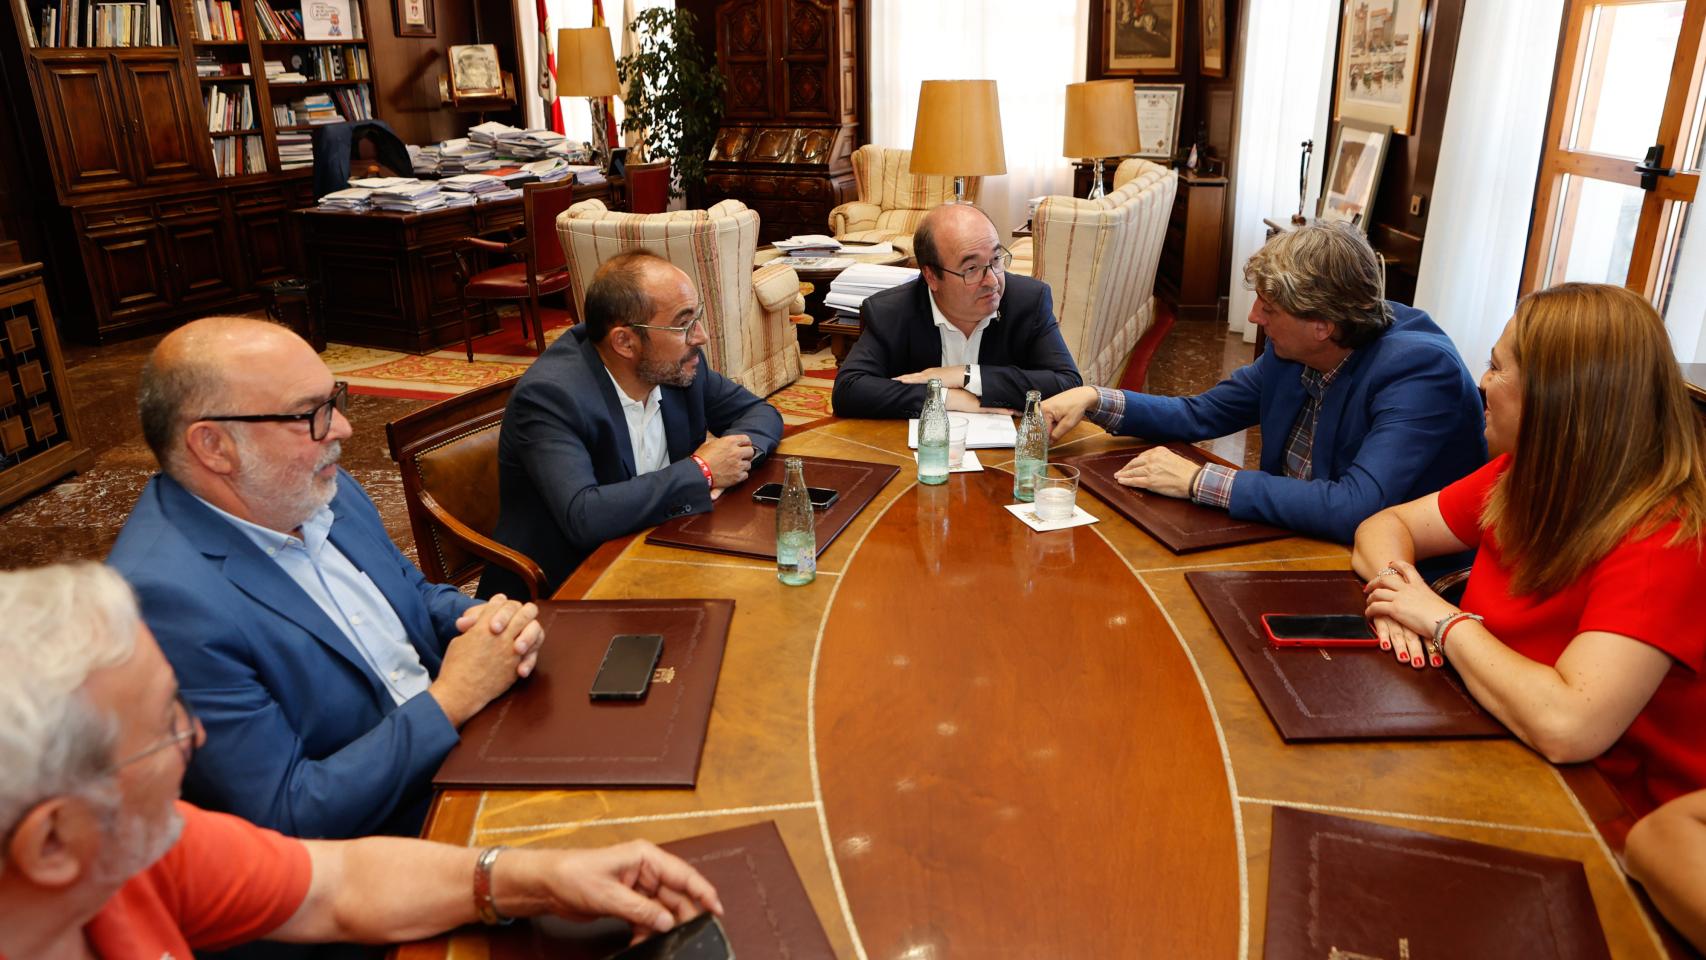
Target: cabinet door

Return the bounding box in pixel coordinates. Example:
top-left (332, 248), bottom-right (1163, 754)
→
top-left (778, 0), bottom-right (838, 121)
top-left (716, 0), bottom-right (776, 119)
top-left (84, 224), bottom-right (173, 322)
top-left (30, 55), bottom-right (139, 197)
top-left (235, 201), bottom-right (301, 287)
top-left (113, 54), bottom-right (207, 185)
top-left (161, 209), bottom-right (240, 304)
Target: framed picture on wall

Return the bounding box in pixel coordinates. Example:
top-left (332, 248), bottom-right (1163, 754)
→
top-left (1319, 119), bottom-right (1392, 230)
top-left (448, 44), bottom-right (504, 98)
top-left (1334, 0), bottom-right (1425, 135)
top-left (1102, 0), bottom-right (1181, 75)
top-left (1200, 0), bottom-right (1226, 77)
top-left (1133, 83), bottom-right (1185, 160)
top-left (392, 0), bottom-right (433, 37)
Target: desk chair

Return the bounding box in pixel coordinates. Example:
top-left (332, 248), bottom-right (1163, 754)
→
top-left (625, 159), bottom-right (672, 214)
top-left (451, 179), bottom-right (578, 361)
top-left (385, 377), bottom-right (546, 597)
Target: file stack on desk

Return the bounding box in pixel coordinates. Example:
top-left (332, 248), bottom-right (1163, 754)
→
top-left (366, 179), bottom-right (445, 212)
top-left (824, 262), bottom-right (919, 321)
top-left (278, 132), bottom-right (313, 170)
top-left (774, 234), bottom-right (844, 256)
top-left (437, 173), bottom-right (507, 201)
top-left (520, 157), bottom-right (571, 182)
top-left (436, 137), bottom-right (495, 175)
top-left (316, 187), bottom-right (371, 211)
top-left (497, 127), bottom-right (566, 159)
top-left (466, 120), bottom-right (515, 147)
top-left (407, 143), bottom-right (439, 176)
top-left (566, 164), bottom-right (606, 185)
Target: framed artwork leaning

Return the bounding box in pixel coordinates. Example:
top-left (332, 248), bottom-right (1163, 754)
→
top-left (1200, 0), bottom-right (1225, 77)
top-left (1334, 0), bottom-right (1425, 135)
top-left (1319, 119), bottom-right (1391, 230)
top-left (1102, 0), bottom-right (1181, 75)
top-left (448, 44), bottom-right (503, 99)
top-left (392, 0), bottom-right (433, 37)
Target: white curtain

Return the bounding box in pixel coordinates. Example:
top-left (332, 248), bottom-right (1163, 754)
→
top-left (1224, 0), bottom-right (1338, 341)
top-left (1412, 0), bottom-right (1565, 377)
top-left (518, 0), bottom-right (672, 137)
top-left (866, 0), bottom-right (1091, 238)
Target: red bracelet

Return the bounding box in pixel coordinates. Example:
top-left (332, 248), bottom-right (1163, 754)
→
top-left (689, 454), bottom-right (715, 489)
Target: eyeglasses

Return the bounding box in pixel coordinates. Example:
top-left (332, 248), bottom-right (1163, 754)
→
top-left (201, 381), bottom-right (349, 442)
top-left (629, 309), bottom-right (707, 338)
top-left (934, 248), bottom-right (1013, 287)
top-left (107, 692), bottom-right (200, 773)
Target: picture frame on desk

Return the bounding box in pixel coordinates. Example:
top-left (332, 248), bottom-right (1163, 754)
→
top-left (448, 43), bottom-right (503, 98)
top-left (1319, 119), bottom-right (1391, 232)
top-left (1333, 0), bottom-right (1425, 135)
top-left (1101, 0), bottom-right (1180, 75)
top-left (1200, 0), bottom-right (1226, 77)
top-left (1133, 83), bottom-right (1185, 160)
top-left (392, 0), bottom-right (434, 37)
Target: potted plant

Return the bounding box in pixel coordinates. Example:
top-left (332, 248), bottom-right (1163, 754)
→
top-left (616, 8), bottom-right (725, 198)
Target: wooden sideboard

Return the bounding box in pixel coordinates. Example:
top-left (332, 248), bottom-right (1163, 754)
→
top-left (0, 262), bottom-right (91, 508)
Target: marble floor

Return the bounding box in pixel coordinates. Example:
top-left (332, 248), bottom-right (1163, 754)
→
top-left (0, 319), bottom-right (1260, 570)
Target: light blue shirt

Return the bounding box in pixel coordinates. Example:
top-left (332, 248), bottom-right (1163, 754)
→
top-left (194, 496), bottom-right (431, 706)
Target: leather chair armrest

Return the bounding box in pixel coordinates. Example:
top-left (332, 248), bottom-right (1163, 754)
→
top-left (753, 260), bottom-right (804, 313)
top-left (418, 489), bottom-right (548, 600)
top-left (829, 201), bottom-right (881, 236)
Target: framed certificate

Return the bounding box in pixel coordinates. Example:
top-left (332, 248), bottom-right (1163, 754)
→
top-left (1132, 83), bottom-right (1184, 161)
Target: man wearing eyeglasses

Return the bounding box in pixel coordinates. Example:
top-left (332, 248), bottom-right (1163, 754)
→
top-left (0, 562), bottom-right (721, 960)
top-left (480, 249), bottom-right (783, 600)
top-left (108, 317), bottom-right (546, 842)
top-left (830, 203), bottom-right (1082, 419)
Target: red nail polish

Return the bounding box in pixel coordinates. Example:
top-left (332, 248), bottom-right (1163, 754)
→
top-left (1397, 651), bottom-right (1408, 663)
top-left (1380, 640), bottom-right (1391, 650)
top-left (1413, 657), bottom-right (1424, 669)
top-left (1430, 655), bottom-right (1443, 668)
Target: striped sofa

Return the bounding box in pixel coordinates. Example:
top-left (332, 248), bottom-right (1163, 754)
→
top-left (556, 198), bottom-right (804, 398)
top-left (1009, 158), bottom-right (1178, 387)
top-left (827, 145), bottom-right (982, 256)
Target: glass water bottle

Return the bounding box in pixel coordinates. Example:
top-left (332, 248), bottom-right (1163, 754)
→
top-left (917, 377), bottom-right (950, 486)
top-left (1013, 390), bottom-right (1047, 502)
top-left (775, 457), bottom-right (817, 586)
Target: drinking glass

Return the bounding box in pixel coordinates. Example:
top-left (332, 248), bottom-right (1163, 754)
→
top-left (947, 416), bottom-right (969, 468)
top-left (1033, 464), bottom-right (1080, 522)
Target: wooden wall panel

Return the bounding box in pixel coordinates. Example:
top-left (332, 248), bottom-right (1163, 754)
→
top-left (366, 0), bottom-right (524, 146)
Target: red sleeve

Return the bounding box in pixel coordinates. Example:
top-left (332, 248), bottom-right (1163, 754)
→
top-left (1579, 524), bottom-right (1706, 670)
top-left (155, 802), bottom-right (314, 952)
top-left (1436, 454), bottom-right (1507, 547)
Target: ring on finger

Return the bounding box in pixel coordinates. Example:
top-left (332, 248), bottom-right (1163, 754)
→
top-left (1376, 566), bottom-right (1399, 578)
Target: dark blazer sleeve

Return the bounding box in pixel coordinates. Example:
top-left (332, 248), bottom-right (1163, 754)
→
top-left (1113, 352), bottom-right (1268, 440)
top-left (702, 366), bottom-right (783, 459)
top-left (974, 281), bottom-right (1082, 409)
top-left (831, 297), bottom-right (929, 419)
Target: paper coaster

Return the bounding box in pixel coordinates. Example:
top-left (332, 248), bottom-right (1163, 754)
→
top-left (912, 450), bottom-right (984, 473)
top-left (1003, 502), bottom-right (1099, 532)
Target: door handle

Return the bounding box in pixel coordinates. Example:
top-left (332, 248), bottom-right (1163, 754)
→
top-left (1635, 144), bottom-right (1675, 191)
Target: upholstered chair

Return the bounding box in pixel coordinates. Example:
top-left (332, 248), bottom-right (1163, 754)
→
top-left (826, 145), bottom-right (982, 255)
top-left (557, 198), bottom-right (804, 397)
top-left (1008, 158), bottom-right (1178, 387)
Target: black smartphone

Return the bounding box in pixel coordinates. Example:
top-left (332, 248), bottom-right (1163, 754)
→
top-left (1260, 614), bottom-right (1379, 648)
top-left (589, 634), bottom-right (664, 700)
top-left (750, 482), bottom-right (840, 509)
top-left (603, 913), bottom-right (732, 960)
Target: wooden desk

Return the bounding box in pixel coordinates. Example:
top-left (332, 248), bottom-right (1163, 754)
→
top-left (295, 180), bottom-right (614, 354)
top-left (401, 419), bottom-right (1671, 959)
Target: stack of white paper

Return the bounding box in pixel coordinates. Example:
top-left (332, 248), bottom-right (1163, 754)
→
top-left (437, 173), bottom-right (507, 196)
top-left (825, 263), bottom-right (919, 312)
top-left (317, 187), bottom-right (372, 211)
top-left (367, 179), bottom-right (445, 212)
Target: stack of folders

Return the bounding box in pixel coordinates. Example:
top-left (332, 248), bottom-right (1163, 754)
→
top-left (436, 138), bottom-right (495, 175)
top-left (277, 132), bottom-right (312, 169)
top-left (317, 187), bottom-right (371, 211)
top-left (825, 263), bottom-right (919, 321)
top-left (436, 174), bottom-right (506, 206)
top-left (407, 144), bottom-right (439, 176)
top-left (366, 179), bottom-right (445, 213)
top-left (521, 157), bottom-right (570, 182)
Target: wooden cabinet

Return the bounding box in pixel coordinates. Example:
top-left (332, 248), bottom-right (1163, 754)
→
top-left (683, 0), bottom-right (861, 243)
top-left (113, 53), bottom-right (206, 185)
top-left (1156, 172), bottom-right (1228, 322)
top-left (0, 262), bottom-right (91, 508)
top-left (32, 55), bottom-right (138, 196)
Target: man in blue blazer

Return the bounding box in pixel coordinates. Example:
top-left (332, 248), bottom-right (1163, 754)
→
top-left (481, 250), bottom-right (784, 600)
top-left (109, 317), bottom-right (543, 840)
top-left (831, 203), bottom-right (1082, 419)
top-left (1044, 222), bottom-right (1486, 554)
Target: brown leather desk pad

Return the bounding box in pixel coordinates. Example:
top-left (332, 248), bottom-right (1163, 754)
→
top-left (1061, 445), bottom-right (1291, 552)
top-left (1264, 806), bottom-right (1612, 960)
top-left (433, 599), bottom-right (735, 789)
top-left (1186, 570), bottom-right (1506, 741)
top-left (477, 821), bottom-right (836, 960)
top-left (645, 454), bottom-right (900, 561)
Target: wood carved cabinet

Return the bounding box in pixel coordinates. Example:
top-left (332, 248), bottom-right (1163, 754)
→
top-left (0, 262), bottom-right (91, 508)
top-left (681, 0), bottom-right (861, 243)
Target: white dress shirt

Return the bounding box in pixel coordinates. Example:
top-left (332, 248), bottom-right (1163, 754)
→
top-left (926, 288), bottom-right (998, 396)
top-left (606, 367), bottom-right (669, 475)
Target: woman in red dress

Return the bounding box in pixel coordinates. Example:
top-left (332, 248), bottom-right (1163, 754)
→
top-left (1352, 282), bottom-right (1706, 818)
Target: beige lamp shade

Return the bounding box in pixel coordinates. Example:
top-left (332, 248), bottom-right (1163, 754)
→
top-left (556, 27), bottom-right (620, 97)
top-left (1063, 79), bottom-right (1139, 158)
top-left (909, 79), bottom-right (1006, 177)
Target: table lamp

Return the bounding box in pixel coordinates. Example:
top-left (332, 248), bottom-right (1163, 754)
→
top-left (557, 26), bottom-right (621, 168)
top-left (1063, 79), bottom-right (1139, 200)
top-left (909, 79), bottom-right (1006, 204)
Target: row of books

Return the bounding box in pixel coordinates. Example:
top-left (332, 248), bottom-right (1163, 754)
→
top-left (194, 52), bottom-right (251, 76)
top-left (210, 135), bottom-right (265, 177)
top-left (252, 0), bottom-right (304, 39)
top-left (330, 86), bottom-right (372, 121)
top-left (203, 84), bottom-right (255, 133)
top-left (190, 0), bottom-right (242, 41)
top-left (28, 0), bottom-right (172, 47)
top-left (274, 93), bottom-right (339, 125)
top-left (278, 131), bottom-right (312, 169)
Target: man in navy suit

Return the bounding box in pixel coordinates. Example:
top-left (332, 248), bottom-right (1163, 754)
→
top-left (480, 250), bottom-right (783, 600)
top-left (830, 203), bottom-right (1082, 419)
top-left (1043, 221), bottom-right (1486, 554)
top-left (108, 317), bottom-right (544, 840)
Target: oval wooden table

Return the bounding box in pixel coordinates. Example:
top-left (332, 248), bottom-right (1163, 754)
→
top-left (401, 418), bottom-right (1671, 960)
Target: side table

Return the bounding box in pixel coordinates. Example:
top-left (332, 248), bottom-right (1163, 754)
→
top-left (753, 246), bottom-right (908, 357)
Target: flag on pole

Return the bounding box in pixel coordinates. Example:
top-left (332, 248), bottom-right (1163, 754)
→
top-left (535, 0), bottom-right (563, 132)
top-left (620, 0), bottom-right (645, 161)
top-left (590, 0), bottom-right (619, 155)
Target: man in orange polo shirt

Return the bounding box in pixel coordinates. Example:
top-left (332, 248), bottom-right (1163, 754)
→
top-left (0, 563), bottom-right (721, 960)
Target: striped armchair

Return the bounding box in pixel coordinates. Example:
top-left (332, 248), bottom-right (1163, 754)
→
top-left (1009, 158), bottom-right (1178, 386)
top-left (557, 198), bottom-right (804, 397)
top-left (827, 145), bottom-right (982, 255)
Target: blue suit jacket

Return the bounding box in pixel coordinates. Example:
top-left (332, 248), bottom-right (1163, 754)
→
top-left (108, 470), bottom-right (476, 839)
top-left (480, 324), bottom-right (784, 600)
top-left (1112, 303), bottom-right (1487, 545)
top-left (830, 273), bottom-right (1082, 419)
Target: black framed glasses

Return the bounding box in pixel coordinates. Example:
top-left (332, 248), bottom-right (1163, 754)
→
top-left (629, 308), bottom-right (707, 339)
top-left (934, 248), bottom-right (1013, 286)
top-left (201, 381), bottom-right (349, 441)
top-left (107, 692), bottom-right (199, 773)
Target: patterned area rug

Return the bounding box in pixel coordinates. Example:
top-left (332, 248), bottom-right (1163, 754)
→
top-left (327, 313), bottom-right (836, 426)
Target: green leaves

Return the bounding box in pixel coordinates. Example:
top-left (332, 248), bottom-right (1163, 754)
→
top-left (616, 7), bottom-right (725, 198)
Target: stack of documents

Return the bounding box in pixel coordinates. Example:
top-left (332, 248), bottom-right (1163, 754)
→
top-left (545, 140), bottom-right (596, 164)
top-left (437, 173), bottom-right (507, 197)
top-left (521, 157), bottom-right (571, 182)
top-left (407, 144), bottom-right (439, 176)
top-left (366, 179), bottom-right (445, 212)
top-left (317, 187), bottom-right (372, 211)
top-left (278, 131), bottom-right (313, 170)
top-left (497, 128), bottom-right (566, 159)
top-left (437, 138), bottom-right (495, 175)
top-left (775, 235), bottom-right (893, 256)
top-left (567, 164), bottom-right (606, 185)
top-left (825, 263), bottom-right (919, 314)
top-left (467, 121), bottom-right (516, 147)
